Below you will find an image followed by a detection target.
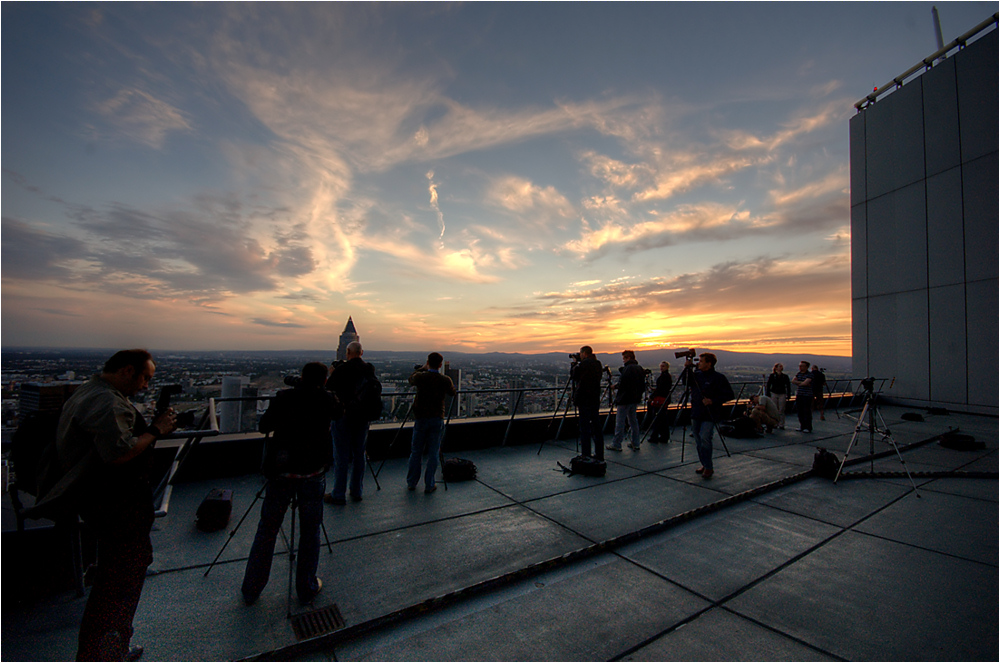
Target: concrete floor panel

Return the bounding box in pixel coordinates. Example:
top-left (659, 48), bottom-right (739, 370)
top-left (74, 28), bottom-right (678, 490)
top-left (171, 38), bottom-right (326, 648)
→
top-left (851, 488), bottom-right (999, 564)
top-left (526, 473), bottom-right (720, 543)
top-left (341, 557), bottom-right (710, 662)
top-left (725, 530), bottom-right (1000, 661)
top-left (750, 475), bottom-right (911, 528)
top-left (622, 606), bottom-right (840, 661)
top-left (311, 504), bottom-right (591, 628)
top-left (617, 502), bottom-right (841, 602)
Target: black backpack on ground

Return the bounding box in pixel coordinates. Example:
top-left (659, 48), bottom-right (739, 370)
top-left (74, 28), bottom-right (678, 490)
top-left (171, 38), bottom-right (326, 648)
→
top-left (442, 458), bottom-right (477, 482)
top-left (568, 455), bottom-right (607, 477)
top-left (812, 448), bottom-right (841, 479)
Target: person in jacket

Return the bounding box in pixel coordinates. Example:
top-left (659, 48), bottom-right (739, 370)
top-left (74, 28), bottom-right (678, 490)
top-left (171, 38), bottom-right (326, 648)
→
top-left (242, 362), bottom-right (340, 606)
top-left (571, 346), bottom-right (605, 461)
top-left (34, 349), bottom-right (177, 661)
top-left (683, 352), bottom-right (735, 479)
top-left (643, 361), bottom-right (673, 444)
top-left (325, 341), bottom-right (380, 504)
top-left (608, 350), bottom-right (645, 451)
top-left (765, 363), bottom-right (791, 429)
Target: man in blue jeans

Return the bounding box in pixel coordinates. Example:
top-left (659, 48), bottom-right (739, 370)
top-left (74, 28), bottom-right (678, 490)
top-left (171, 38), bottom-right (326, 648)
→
top-left (682, 352), bottom-right (734, 479)
top-left (242, 362), bottom-right (340, 605)
top-left (325, 341), bottom-right (380, 504)
top-left (407, 353), bottom-right (456, 493)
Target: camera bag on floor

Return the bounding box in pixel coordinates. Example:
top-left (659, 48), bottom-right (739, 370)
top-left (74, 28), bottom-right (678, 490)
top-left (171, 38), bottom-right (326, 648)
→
top-left (812, 448), bottom-right (840, 480)
top-left (196, 488), bottom-right (233, 532)
top-left (442, 458), bottom-right (477, 481)
top-left (719, 415), bottom-right (758, 438)
top-left (569, 454), bottom-right (607, 477)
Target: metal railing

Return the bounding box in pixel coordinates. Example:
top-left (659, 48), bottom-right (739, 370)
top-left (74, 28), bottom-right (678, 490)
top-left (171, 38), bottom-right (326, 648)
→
top-left (203, 377), bottom-right (889, 441)
top-left (855, 12), bottom-right (998, 111)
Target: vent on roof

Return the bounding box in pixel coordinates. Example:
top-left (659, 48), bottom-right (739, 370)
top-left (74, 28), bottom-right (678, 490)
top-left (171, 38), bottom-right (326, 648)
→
top-left (290, 604), bottom-right (346, 641)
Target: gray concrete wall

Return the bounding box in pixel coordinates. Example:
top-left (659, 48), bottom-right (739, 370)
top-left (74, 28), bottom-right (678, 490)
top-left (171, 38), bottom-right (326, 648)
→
top-left (851, 28), bottom-right (998, 414)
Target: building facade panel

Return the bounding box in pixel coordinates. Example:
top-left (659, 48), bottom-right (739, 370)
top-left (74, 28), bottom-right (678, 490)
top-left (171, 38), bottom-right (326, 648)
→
top-left (864, 79), bottom-right (925, 199)
top-left (962, 152), bottom-right (1000, 283)
top-left (922, 57), bottom-right (962, 178)
top-left (966, 278), bottom-right (1000, 408)
top-left (850, 203), bottom-right (867, 298)
top-left (849, 113), bottom-right (867, 206)
top-left (956, 31), bottom-right (999, 164)
top-left (866, 181), bottom-right (927, 297)
top-left (867, 291), bottom-right (929, 401)
top-left (928, 284), bottom-right (968, 404)
top-left (926, 166), bottom-right (966, 288)
top-left (851, 297), bottom-right (868, 377)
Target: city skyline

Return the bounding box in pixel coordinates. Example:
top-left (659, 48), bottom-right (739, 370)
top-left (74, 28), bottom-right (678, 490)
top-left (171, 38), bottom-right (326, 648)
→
top-left (3, 3), bottom-right (994, 356)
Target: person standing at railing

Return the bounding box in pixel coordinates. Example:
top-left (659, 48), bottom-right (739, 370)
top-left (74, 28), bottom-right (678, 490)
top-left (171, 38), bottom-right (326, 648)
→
top-left (324, 341), bottom-right (381, 505)
top-left (792, 361), bottom-right (814, 433)
top-left (643, 361), bottom-right (673, 443)
top-left (33, 349), bottom-right (178, 661)
top-left (765, 363), bottom-right (791, 429)
top-left (242, 362), bottom-right (340, 606)
top-left (607, 350), bottom-right (645, 452)
top-left (682, 352), bottom-right (734, 479)
top-left (571, 345), bottom-right (605, 461)
top-left (407, 352), bottom-right (456, 494)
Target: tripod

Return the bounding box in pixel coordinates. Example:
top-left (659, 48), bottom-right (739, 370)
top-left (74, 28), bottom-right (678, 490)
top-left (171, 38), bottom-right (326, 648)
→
top-left (204, 477), bottom-right (334, 616)
top-left (669, 362), bottom-right (731, 462)
top-left (834, 383), bottom-right (920, 495)
top-left (541, 361), bottom-right (578, 454)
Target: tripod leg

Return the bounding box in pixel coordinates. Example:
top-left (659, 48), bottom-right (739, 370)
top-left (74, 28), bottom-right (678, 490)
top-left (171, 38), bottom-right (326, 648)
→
top-left (204, 481), bottom-right (268, 577)
top-left (834, 400), bottom-right (869, 483)
top-left (287, 494), bottom-right (297, 619)
top-left (366, 451), bottom-right (381, 491)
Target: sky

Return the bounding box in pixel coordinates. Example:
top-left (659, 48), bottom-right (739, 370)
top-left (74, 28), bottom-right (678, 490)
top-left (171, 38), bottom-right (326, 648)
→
top-left (2, 2), bottom-right (995, 356)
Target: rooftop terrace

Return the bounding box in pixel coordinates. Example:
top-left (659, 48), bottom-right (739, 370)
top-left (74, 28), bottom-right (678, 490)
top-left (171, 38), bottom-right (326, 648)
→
top-left (3, 401), bottom-right (997, 661)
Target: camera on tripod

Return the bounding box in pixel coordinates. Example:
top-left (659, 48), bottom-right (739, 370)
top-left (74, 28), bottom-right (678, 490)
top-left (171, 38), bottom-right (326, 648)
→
top-left (860, 376), bottom-right (876, 393)
top-left (675, 348), bottom-right (697, 359)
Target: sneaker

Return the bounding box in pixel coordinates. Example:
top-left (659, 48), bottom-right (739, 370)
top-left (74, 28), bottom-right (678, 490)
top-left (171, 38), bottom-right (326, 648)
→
top-left (407, 485), bottom-right (416, 491)
top-left (425, 485), bottom-right (437, 494)
top-left (695, 467), bottom-right (704, 474)
top-left (350, 493), bottom-right (363, 502)
top-left (701, 469), bottom-right (714, 479)
top-left (627, 443), bottom-right (640, 451)
top-left (605, 444), bottom-right (622, 452)
top-left (127, 645), bottom-right (145, 662)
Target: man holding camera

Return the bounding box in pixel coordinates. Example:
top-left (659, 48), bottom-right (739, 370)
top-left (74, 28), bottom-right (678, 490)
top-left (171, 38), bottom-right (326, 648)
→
top-left (325, 341), bottom-right (379, 505)
top-left (571, 346), bottom-right (605, 460)
top-left (34, 349), bottom-right (177, 661)
top-left (242, 362), bottom-right (340, 606)
top-left (608, 350), bottom-right (645, 452)
top-left (683, 352), bottom-right (734, 479)
top-left (407, 353), bottom-right (456, 493)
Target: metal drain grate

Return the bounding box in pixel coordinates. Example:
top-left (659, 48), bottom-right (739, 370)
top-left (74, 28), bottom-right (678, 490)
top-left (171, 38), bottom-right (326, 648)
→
top-left (290, 603), bottom-right (346, 641)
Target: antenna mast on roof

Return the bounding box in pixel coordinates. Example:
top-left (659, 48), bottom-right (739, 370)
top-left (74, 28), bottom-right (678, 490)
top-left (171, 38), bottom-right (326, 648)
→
top-left (932, 6), bottom-right (946, 51)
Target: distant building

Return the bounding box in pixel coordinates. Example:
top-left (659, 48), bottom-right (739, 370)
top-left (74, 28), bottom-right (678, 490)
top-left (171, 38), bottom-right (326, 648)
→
top-left (850, 19), bottom-right (997, 414)
top-left (336, 317), bottom-right (360, 361)
top-left (220, 376), bottom-right (250, 433)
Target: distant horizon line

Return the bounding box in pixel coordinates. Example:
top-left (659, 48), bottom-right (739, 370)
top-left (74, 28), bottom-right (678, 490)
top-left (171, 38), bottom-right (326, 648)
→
top-left (1, 344), bottom-right (852, 360)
